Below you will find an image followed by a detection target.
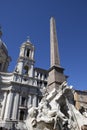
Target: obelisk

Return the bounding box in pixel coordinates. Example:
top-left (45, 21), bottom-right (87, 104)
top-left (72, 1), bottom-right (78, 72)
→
top-left (50, 17), bottom-right (60, 67)
top-left (48, 17), bottom-right (67, 91)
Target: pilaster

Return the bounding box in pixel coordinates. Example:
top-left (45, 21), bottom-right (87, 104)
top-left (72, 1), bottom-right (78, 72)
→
top-left (33, 95), bottom-right (37, 107)
top-left (0, 92), bottom-right (7, 120)
top-left (4, 91), bottom-right (13, 120)
top-left (28, 95), bottom-right (32, 106)
top-left (11, 93), bottom-right (19, 120)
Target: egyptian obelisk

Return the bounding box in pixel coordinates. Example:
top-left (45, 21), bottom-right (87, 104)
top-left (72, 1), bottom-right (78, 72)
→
top-left (48, 17), bottom-right (67, 91)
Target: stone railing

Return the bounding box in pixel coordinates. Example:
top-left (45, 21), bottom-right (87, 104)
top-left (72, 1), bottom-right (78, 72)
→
top-left (13, 73), bottom-right (37, 86)
top-left (0, 72), bottom-right (37, 86)
top-left (0, 72), bottom-right (13, 83)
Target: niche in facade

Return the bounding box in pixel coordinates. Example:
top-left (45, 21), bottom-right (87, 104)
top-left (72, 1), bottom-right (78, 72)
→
top-left (23, 65), bottom-right (29, 75)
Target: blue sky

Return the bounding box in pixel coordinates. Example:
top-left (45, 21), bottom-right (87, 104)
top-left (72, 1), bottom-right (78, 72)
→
top-left (0, 0), bottom-right (87, 90)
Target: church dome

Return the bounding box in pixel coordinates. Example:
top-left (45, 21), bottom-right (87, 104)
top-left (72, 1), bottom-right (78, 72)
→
top-left (0, 39), bottom-right (8, 55)
top-left (0, 39), bottom-right (11, 72)
top-left (0, 27), bottom-right (8, 56)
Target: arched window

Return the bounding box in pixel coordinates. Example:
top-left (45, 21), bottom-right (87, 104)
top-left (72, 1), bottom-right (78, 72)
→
top-left (26, 49), bottom-right (30, 57)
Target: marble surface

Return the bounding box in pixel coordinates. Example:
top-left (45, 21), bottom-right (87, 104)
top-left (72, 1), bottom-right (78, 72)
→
top-left (23, 82), bottom-right (87, 130)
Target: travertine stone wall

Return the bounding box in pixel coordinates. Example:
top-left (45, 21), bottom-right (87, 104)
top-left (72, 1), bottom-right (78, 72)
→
top-left (74, 90), bottom-right (87, 110)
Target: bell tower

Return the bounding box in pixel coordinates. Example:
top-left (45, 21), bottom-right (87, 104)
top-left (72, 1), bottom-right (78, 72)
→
top-left (15, 38), bottom-right (35, 77)
top-left (48, 17), bottom-right (67, 91)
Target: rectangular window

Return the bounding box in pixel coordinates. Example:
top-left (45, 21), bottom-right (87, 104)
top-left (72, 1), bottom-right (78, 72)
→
top-left (21, 97), bottom-right (26, 106)
top-left (19, 96), bottom-right (27, 107)
top-left (19, 110), bottom-right (25, 120)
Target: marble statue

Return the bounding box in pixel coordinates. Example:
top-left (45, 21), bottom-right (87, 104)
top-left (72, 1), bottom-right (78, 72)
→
top-left (21, 81), bottom-right (87, 130)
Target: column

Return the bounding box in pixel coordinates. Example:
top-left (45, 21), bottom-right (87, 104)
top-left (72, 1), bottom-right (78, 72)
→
top-left (11, 93), bottom-right (19, 120)
top-left (0, 92), bottom-right (7, 119)
top-left (27, 95), bottom-right (32, 107)
top-left (42, 74), bottom-right (44, 80)
top-left (4, 91), bottom-right (13, 120)
top-left (33, 95), bottom-right (37, 107)
top-left (19, 95), bottom-right (22, 106)
top-left (32, 51), bottom-right (34, 59)
top-left (18, 109), bottom-right (21, 120)
top-left (38, 73), bottom-right (40, 79)
top-left (18, 61), bottom-right (24, 74)
top-left (38, 97), bottom-right (40, 105)
top-left (29, 50), bottom-right (32, 58)
top-left (19, 47), bottom-right (25, 57)
top-left (33, 80), bottom-right (37, 86)
top-left (29, 65), bottom-right (34, 77)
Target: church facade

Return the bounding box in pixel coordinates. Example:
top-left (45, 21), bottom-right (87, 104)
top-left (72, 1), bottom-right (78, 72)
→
top-left (0, 32), bottom-right (48, 129)
top-left (0, 17), bottom-right (87, 130)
